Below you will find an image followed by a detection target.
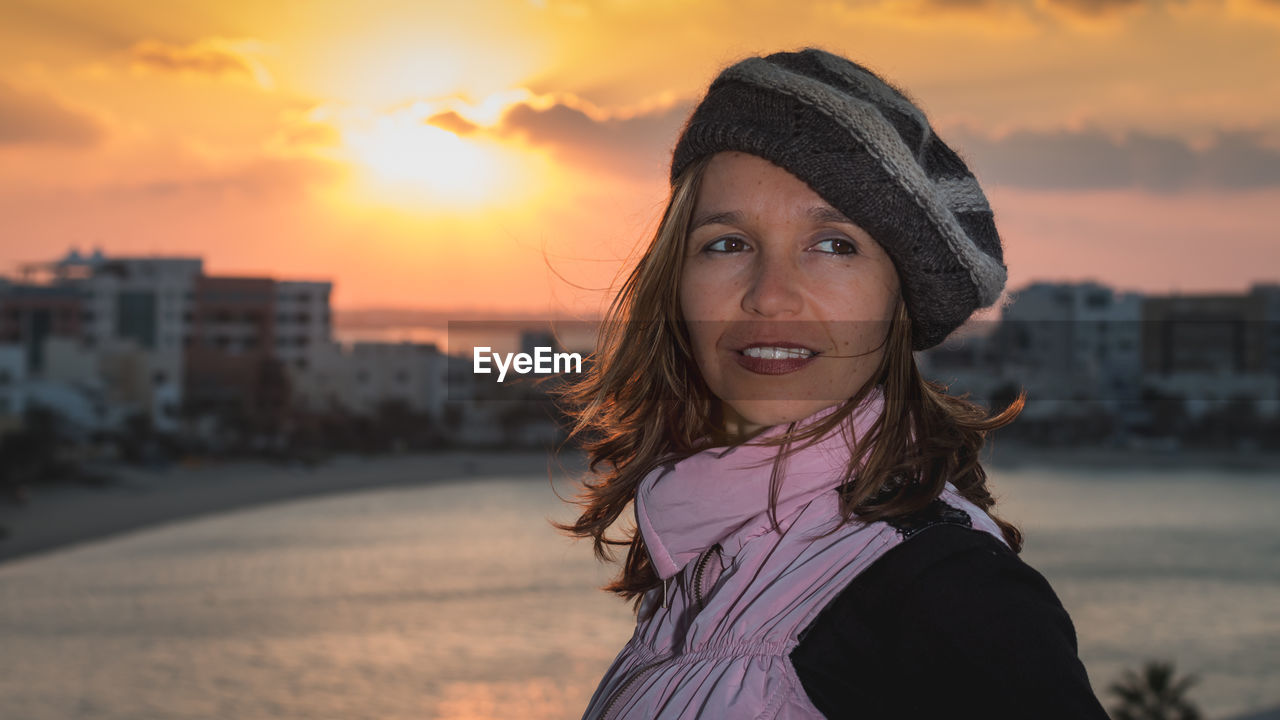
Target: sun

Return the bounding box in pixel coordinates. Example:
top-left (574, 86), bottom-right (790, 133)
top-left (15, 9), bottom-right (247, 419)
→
top-left (341, 111), bottom-right (508, 208)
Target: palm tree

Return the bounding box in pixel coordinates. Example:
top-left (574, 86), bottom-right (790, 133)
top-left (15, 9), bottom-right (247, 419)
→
top-left (1107, 660), bottom-right (1202, 720)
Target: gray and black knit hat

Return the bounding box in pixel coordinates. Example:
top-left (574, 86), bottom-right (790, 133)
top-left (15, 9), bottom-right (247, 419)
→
top-left (671, 48), bottom-right (1006, 351)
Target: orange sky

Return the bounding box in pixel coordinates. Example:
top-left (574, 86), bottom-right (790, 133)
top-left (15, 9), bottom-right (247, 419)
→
top-left (1, 0), bottom-right (1278, 318)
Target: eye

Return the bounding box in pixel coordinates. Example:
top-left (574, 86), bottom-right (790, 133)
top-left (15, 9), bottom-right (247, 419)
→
top-left (813, 237), bottom-right (857, 255)
top-left (703, 236), bottom-right (750, 253)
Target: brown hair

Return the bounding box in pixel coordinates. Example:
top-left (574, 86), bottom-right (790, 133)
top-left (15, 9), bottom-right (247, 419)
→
top-left (554, 154), bottom-right (1026, 607)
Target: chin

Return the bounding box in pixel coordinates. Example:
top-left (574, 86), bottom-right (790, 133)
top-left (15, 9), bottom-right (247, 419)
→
top-left (724, 400), bottom-right (840, 434)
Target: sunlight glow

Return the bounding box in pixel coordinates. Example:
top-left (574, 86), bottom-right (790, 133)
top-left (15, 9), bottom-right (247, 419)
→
top-left (343, 112), bottom-right (505, 206)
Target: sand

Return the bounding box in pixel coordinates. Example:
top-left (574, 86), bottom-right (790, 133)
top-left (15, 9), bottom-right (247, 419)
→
top-left (0, 450), bottom-right (588, 566)
top-left (2, 441), bottom-right (1275, 567)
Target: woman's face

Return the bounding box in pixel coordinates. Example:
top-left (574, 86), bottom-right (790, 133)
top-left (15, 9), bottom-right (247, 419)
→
top-left (680, 151), bottom-right (901, 439)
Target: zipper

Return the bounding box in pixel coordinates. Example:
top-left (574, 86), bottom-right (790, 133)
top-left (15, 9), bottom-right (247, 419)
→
top-left (597, 653), bottom-right (673, 720)
top-left (597, 546), bottom-right (720, 718)
top-left (691, 543), bottom-right (722, 610)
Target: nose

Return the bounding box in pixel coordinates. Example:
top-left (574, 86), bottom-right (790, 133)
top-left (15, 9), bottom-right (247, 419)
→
top-left (741, 251), bottom-right (803, 317)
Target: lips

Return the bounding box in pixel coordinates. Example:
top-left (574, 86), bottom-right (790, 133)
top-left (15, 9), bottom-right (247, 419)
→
top-left (734, 342), bottom-right (819, 375)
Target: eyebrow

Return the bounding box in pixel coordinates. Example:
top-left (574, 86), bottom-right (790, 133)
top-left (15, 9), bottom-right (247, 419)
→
top-left (689, 210), bottom-right (743, 231)
top-left (807, 206), bottom-right (856, 225)
top-left (689, 206), bottom-right (856, 232)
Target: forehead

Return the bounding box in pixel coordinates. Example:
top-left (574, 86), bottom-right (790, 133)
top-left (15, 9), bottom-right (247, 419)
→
top-left (692, 152), bottom-right (853, 226)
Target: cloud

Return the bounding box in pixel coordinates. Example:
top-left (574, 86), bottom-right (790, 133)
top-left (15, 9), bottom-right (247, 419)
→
top-left (489, 93), bottom-right (1280, 193)
top-left (901, 0), bottom-right (1149, 14)
top-left (938, 0), bottom-right (996, 6)
top-left (952, 127), bottom-right (1280, 191)
top-left (827, 0), bottom-right (1151, 29)
top-left (1037, 0), bottom-right (1144, 17)
top-left (0, 80), bottom-right (103, 147)
top-left (1226, 0), bottom-right (1280, 26)
top-left (427, 111), bottom-right (480, 136)
top-left (3, 0), bottom-right (138, 52)
top-left (268, 113), bottom-right (343, 154)
top-left (912, 0), bottom-right (1007, 10)
top-left (126, 38), bottom-right (272, 87)
top-left (126, 155), bottom-right (343, 200)
top-left (497, 98), bottom-right (691, 175)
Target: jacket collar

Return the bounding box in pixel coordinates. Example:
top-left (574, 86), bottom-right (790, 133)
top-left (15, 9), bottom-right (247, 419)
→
top-left (635, 386), bottom-right (886, 580)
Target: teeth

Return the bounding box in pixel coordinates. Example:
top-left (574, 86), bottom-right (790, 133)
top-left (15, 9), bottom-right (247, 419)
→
top-left (742, 346), bottom-right (815, 360)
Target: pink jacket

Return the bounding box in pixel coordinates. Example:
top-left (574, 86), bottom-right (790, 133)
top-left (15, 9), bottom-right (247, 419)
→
top-left (580, 388), bottom-right (1008, 719)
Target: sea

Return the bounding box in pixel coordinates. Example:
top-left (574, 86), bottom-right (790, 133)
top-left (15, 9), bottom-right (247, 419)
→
top-left (0, 462), bottom-right (1277, 719)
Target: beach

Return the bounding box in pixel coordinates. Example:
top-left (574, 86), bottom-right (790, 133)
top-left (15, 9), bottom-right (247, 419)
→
top-left (0, 450), bottom-right (589, 566)
top-left (2, 442), bottom-right (1275, 568)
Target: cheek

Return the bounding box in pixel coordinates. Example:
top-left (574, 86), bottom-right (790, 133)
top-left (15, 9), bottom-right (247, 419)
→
top-left (822, 282), bottom-right (898, 351)
top-left (679, 266), bottom-right (709, 320)
top-left (678, 270), bottom-right (693, 322)
top-left (678, 272), bottom-right (714, 370)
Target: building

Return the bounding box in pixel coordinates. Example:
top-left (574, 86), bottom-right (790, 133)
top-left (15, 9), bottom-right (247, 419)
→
top-left (298, 341), bottom-right (448, 420)
top-left (17, 250), bottom-right (203, 432)
top-left (183, 275), bottom-right (287, 432)
top-left (273, 280), bottom-right (333, 375)
top-left (978, 281), bottom-right (1143, 417)
top-left (1141, 288), bottom-right (1278, 420)
top-left (0, 281), bottom-right (88, 375)
top-left (1142, 291), bottom-right (1268, 375)
top-left (3, 249), bottom-right (344, 438)
top-left (0, 344), bottom-right (27, 434)
top-left (1250, 283), bottom-right (1280, 379)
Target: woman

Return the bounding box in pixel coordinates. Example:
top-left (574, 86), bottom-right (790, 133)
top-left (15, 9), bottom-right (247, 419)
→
top-left (557, 48), bottom-right (1108, 719)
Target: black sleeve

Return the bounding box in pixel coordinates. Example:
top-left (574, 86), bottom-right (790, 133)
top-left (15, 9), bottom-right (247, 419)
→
top-left (790, 525), bottom-right (1109, 719)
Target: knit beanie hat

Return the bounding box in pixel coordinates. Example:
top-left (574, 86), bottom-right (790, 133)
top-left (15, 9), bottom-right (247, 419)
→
top-left (671, 48), bottom-right (1006, 351)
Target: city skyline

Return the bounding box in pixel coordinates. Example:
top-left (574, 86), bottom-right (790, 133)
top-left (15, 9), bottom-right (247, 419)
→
top-left (12, 245), bottom-right (1277, 319)
top-left (2, 1), bottom-right (1278, 318)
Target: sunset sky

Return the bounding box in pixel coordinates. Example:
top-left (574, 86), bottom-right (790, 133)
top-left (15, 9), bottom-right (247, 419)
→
top-left (1, 0), bottom-right (1278, 319)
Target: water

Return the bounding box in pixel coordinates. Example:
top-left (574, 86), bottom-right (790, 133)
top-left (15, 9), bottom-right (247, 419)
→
top-left (0, 465), bottom-right (1277, 719)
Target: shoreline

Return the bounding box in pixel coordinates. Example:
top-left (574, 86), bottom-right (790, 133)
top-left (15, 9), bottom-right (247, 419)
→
top-left (1, 443), bottom-right (1276, 568)
top-left (0, 450), bottom-right (588, 567)
top-left (983, 441), bottom-right (1280, 473)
